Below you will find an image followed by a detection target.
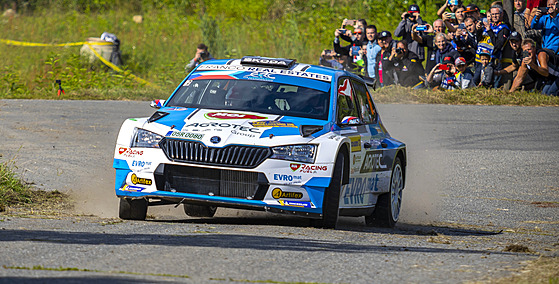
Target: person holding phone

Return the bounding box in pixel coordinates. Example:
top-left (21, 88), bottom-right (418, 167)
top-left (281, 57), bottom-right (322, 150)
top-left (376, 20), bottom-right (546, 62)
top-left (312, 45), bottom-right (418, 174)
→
top-left (531, 0), bottom-right (559, 53)
top-left (395, 4), bottom-right (428, 63)
top-left (426, 56), bottom-right (458, 89)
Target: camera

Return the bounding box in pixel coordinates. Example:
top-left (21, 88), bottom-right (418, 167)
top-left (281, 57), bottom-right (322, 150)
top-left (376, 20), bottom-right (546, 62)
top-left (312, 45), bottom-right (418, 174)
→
top-left (200, 51), bottom-right (210, 59)
top-left (448, 12), bottom-right (456, 19)
top-left (522, 50), bottom-right (531, 59)
top-left (438, 64), bottom-right (450, 71)
top-left (539, 7), bottom-right (549, 13)
top-left (396, 47), bottom-right (405, 55)
top-left (416, 25), bottom-right (427, 31)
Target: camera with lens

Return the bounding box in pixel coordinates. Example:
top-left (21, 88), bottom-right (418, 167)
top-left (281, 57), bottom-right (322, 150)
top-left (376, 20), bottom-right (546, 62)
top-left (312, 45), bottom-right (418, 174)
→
top-left (200, 51), bottom-right (210, 60)
top-left (396, 47), bottom-right (405, 55)
top-left (522, 50), bottom-right (530, 59)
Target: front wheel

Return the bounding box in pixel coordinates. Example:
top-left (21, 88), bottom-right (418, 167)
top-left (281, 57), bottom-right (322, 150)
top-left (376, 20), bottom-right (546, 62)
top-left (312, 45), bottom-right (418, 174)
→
top-left (311, 152), bottom-right (344, 229)
top-left (366, 157), bottom-right (404, 228)
top-left (119, 198), bottom-right (148, 220)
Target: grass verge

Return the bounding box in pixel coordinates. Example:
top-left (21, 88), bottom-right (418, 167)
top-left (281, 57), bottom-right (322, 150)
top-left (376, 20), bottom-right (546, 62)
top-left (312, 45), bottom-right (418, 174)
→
top-left (476, 256), bottom-right (559, 284)
top-left (373, 86), bottom-right (559, 106)
top-left (0, 156), bottom-right (69, 213)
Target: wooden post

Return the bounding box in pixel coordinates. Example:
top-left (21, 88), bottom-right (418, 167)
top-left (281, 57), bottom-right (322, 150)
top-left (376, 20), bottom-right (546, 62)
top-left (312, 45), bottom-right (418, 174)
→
top-left (503, 0), bottom-right (514, 27)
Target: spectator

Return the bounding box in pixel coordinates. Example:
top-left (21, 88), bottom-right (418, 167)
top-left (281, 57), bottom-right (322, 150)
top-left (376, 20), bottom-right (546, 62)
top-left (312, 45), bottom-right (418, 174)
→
top-left (364, 25), bottom-right (382, 79)
top-left (451, 23), bottom-right (477, 64)
top-left (455, 57), bottom-right (475, 88)
top-left (375, 31), bottom-right (397, 87)
top-left (444, 5), bottom-right (467, 32)
top-left (395, 4), bottom-right (428, 62)
top-left (531, 0), bottom-right (559, 53)
top-left (334, 27), bottom-right (366, 64)
top-left (389, 40), bottom-right (425, 87)
top-left (510, 38), bottom-right (559, 96)
top-left (339, 19), bottom-right (368, 43)
top-left (437, 0), bottom-right (462, 19)
top-left (426, 56), bottom-right (459, 89)
top-left (514, 0), bottom-right (531, 38)
top-left (495, 31), bottom-right (526, 89)
top-left (464, 3), bottom-right (483, 21)
top-left (185, 43), bottom-right (214, 72)
top-left (476, 49), bottom-right (496, 88)
top-left (319, 50), bottom-right (345, 70)
top-left (412, 20), bottom-right (447, 74)
top-left (434, 32), bottom-right (460, 65)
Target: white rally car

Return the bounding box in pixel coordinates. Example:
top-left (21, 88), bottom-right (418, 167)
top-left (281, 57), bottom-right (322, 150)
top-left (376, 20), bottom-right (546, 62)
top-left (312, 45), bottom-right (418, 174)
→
top-left (113, 56), bottom-right (406, 228)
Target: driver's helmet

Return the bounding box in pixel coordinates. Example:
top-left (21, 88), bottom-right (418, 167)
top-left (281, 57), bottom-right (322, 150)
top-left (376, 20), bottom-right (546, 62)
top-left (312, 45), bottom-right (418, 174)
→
top-left (224, 86), bottom-right (246, 107)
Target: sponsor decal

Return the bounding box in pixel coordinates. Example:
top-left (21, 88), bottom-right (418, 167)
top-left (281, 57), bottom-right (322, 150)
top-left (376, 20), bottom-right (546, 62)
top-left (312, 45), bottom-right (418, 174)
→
top-left (352, 154), bottom-right (362, 165)
top-left (205, 112), bottom-right (267, 120)
top-left (244, 71), bottom-right (276, 81)
top-left (242, 57), bottom-right (291, 66)
top-left (278, 200), bottom-right (312, 208)
top-left (231, 130), bottom-right (256, 137)
top-left (273, 174), bottom-right (302, 182)
top-left (338, 78), bottom-right (353, 97)
top-left (349, 136), bottom-right (361, 152)
top-left (290, 163), bottom-right (328, 174)
top-left (166, 131), bottom-right (204, 140)
top-left (271, 188), bottom-right (303, 199)
top-left (122, 185), bottom-right (145, 192)
top-left (184, 122), bottom-right (261, 133)
top-left (210, 136), bottom-right (221, 143)
top-left (360, 151), bottom-right (388, 173)
top-left (169, 107), bottom-right (188, 111)
top-left (131, 173), bottom-right (152, 186)
top-left (196, 65), bottom-right (332, 82)
top-left (343, 176), bottom-right (380, 205)
top-left (250, 121), bottom-right (297, 128)
top-left (131, 160), bottom-right (152, 168)
top-left (118, 147), bottom-right (144, 158)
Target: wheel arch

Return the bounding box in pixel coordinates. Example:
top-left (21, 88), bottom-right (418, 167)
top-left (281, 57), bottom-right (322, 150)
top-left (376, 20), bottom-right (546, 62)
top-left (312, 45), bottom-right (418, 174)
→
top-left (338, 142), bottom-right (351, 185)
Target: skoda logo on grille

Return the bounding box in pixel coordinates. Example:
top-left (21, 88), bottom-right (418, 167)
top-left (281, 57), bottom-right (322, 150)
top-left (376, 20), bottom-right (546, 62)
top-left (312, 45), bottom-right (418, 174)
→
top-left (210, 136), bottom-right (221, 144)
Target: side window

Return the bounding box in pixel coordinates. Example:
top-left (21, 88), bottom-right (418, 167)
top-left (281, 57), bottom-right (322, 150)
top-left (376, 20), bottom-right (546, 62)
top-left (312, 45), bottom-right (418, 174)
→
top-left (336, 78), bottom-right (359, 123)
top-left (351, 80), bottom-right (376, 124)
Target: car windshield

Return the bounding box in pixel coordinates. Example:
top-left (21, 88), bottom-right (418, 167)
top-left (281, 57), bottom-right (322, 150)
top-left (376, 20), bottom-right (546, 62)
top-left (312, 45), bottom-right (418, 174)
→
top-left (166, 79), bottom-right (330, 120)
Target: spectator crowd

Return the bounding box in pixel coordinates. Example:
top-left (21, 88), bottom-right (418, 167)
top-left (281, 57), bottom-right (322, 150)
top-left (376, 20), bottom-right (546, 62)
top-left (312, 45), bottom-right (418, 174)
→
top-left (319, 0), bottom-right (559, 96)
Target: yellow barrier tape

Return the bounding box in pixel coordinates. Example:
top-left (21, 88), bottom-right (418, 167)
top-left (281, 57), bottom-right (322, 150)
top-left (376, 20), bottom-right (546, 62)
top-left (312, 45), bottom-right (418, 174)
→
top-left (0, 38), bottom-right (158, 88)
top-left (0, 39), bottom-right (113, 47)
top-left (86, 44), bottom-right (156, 87)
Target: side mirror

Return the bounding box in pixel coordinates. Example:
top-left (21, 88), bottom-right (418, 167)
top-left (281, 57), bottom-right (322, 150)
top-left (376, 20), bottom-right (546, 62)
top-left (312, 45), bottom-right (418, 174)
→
top-left (340, 116), bottom-right (361, 125)
top-left (150, 99), bottom-right (165, 109)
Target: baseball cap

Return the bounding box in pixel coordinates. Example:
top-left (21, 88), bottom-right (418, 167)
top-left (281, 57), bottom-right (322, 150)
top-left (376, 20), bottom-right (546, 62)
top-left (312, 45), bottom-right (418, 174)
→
top-left (408, 4), bottom-right (420, 13)
top-left (442, 56), bottom-right (454, 64)
top-left (478, 48), bottom-right (491, 56)
top-left (378, 31), bottom-right (392, 39)
top-left (465, 4), bottom-right (479, 13)
top-left (455, 57), bottom-right (466, 66)
top-left (510, 31), bottom-right (522, 42)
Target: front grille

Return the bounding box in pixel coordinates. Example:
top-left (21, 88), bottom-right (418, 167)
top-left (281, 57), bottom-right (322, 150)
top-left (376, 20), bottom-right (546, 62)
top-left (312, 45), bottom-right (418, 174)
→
top-left (160, 138), bottom-right (271, 168)
top-left (156, 164), bottom-right (268, 199)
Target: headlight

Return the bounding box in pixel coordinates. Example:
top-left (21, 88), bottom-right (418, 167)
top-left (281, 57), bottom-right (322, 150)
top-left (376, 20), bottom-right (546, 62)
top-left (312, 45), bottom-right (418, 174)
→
top-left (131, 129), bottom-right (163, 148)
top-left (270, 145), bottom-right (316, 163)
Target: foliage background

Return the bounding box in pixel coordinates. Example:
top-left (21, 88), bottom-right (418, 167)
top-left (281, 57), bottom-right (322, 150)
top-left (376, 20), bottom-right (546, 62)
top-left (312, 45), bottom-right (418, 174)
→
top-left (0, 0), bottom-right (506, 99)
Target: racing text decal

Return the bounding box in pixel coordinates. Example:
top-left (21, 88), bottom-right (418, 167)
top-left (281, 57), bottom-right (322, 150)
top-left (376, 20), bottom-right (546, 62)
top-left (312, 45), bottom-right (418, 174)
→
top-left (360, 150), bottom-right (388, 173)
top-left (131, 173), bottom-right (152, 186)
top-left (290, 163), bottom-right (328, 173)
top-left (205, 112), bottom-right (267, 120)
top-left (271, 188), bottom-right (303, 199)
top-left (250, 121), bottom-right (297, 128)
top-left (184, 122), bottom-right (262, 133)
top-left (118, 147), bottom-right (143, 158)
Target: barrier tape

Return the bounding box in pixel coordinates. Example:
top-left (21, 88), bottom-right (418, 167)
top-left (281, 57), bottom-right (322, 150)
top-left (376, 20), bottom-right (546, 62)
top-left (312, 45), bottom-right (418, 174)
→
top-left (0, 39), bottom-right (113, 47)
top-left (1, 39), bottom-right (157, 88)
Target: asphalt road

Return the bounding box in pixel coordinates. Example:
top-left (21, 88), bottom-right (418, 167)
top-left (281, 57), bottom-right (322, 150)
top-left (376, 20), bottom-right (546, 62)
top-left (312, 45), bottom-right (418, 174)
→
top-left (0, 100), bottom-right (558, 283)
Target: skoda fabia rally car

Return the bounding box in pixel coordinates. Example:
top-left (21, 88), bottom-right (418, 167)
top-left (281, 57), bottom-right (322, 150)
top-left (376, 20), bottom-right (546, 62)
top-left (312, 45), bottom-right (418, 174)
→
top-left (113, 56), bottom-right (406, 228)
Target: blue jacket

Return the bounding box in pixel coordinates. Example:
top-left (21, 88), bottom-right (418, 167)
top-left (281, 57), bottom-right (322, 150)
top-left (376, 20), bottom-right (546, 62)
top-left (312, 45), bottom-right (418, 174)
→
top-left (366, 40), bottom-right (381, 78)
top-left (531, 14), bottom-right (559, 53)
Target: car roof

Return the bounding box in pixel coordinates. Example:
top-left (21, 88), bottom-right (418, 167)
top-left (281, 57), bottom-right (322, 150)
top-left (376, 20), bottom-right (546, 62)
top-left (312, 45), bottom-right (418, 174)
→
top-left (196, 56), bottom-right (360, 83)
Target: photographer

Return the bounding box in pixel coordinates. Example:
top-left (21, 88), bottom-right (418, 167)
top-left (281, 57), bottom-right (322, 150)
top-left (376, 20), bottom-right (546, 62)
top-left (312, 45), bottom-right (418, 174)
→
top-left (395, 4), bottom-right (428, 62)
top-left (531, 0), bottom-right (559, 52)
top-left (426, 56), bottom-right (459, 90)
top-left (185, 43), bottom-right (214, 72)
top-left (389, 40), bottom-right (425, 87)
top-left (412, 20), bottom-right (447, 75)
top-left (510, 38), bottom-right (559, 96)
top-left (375, 31), bottom-right (397, 87)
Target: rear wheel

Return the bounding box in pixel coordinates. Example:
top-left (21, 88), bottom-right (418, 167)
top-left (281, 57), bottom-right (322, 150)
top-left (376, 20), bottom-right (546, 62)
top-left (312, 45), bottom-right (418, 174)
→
top-left (119, 198), bottom-right (148, 220)
top-left (184, 203), bottom-right (217, 218)
top-left (366, 157), bottom-right (404, 228)
top-left (311, 152), bottom-right (344, 229)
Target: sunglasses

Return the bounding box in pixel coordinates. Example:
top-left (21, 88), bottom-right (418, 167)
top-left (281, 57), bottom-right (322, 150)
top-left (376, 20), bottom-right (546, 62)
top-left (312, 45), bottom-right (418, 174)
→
top-left (354, 31), bottom-right (362, 34)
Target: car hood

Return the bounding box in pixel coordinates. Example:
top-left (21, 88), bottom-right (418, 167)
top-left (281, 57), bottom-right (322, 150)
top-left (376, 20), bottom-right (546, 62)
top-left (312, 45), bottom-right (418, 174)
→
top-left (150, 108), bottom-right (329, 146)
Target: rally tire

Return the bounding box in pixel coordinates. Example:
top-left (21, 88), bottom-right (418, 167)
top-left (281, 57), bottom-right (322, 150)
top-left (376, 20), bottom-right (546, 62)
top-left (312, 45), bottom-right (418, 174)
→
top-left (184, 204), bottom-right (217, 218)
top-left (311, 152), bottom-right (344, 229)
top-left (119, 198), bottom-right (148, 220)
top-left (366, 157), bottom-right (404, 228)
